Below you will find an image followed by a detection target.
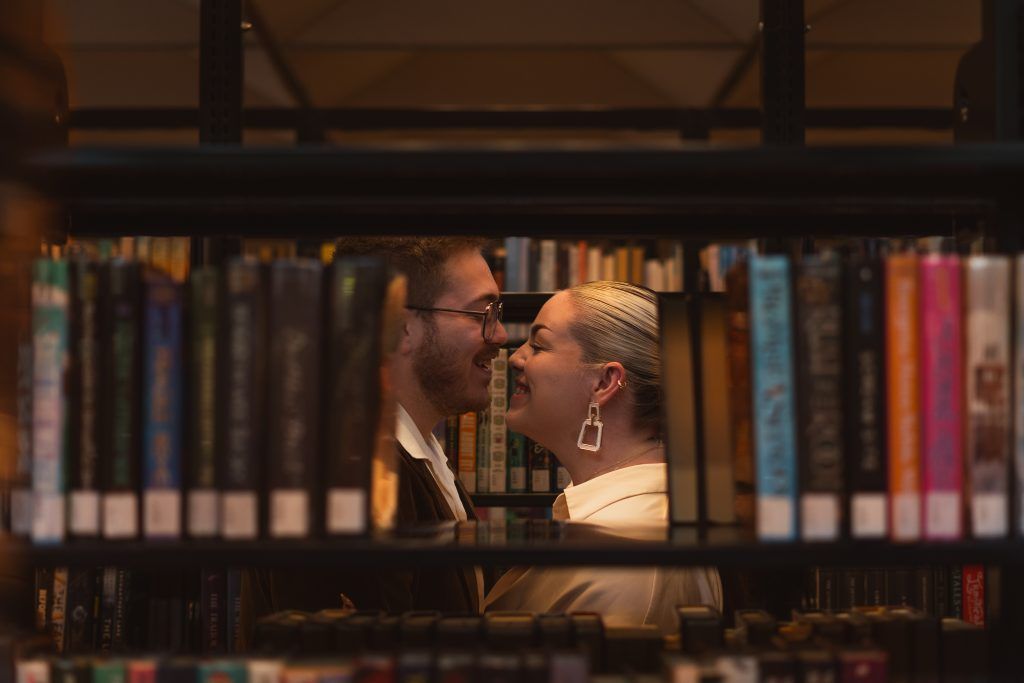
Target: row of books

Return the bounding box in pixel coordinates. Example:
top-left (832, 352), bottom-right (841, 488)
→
top-left (34, 568), bottom-right (244, 656)
top-left (15, 253), bottom-right (404, 544)
top-left (713, 251), bottom-right (1024, 542)
top-left (805, 565), bottom-right (986, 626)
top-left (433, 350), bottom-right (569, 495)
top-left (670, 606), bottom-right (986, 683)
top-left (495, 238), bottom-right (685, 293)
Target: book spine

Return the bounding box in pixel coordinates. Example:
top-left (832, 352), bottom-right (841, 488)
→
top-left (919, 255), bottom-right (963, 540)
top-left (188, 267), bottom-right (220, 537)
top-left (507, 431), bottom-right (528, 493)
top-left (587, 246), bottom-right (602, 283)
top-left (476, 411), bottom-right (490, 493)
top-left (34, 566), bottom-right (53, 633)
top-left (503, 237), bottom-right (520, 291)
top-left (111, 568), bottom-right (131, 652)
top-left (552, 454), bottom-right (571, 491)
top-left (102, 260), bottom-right (142, 540)
top-left (1017, 255), bottom-right (1024, 537)
top-left (794, 254), bottom-right (844, 541)
top-left (950, 565), bottom-right (964, 619)
top-left (91, 662), bottom-right (124, 683)
top-left (965, 256), bottom-right (1011, 538)
top-left (31, 259), bottom-right (69, 544)
top-left (267, 260), bottom-right (322, 539)
top-left (457, 412), bottom-right (478, 493)
top-left (488, 350), bottom-right (508, 493)
top-left (65, 567), bottom-right (97, 653)
top-left (538, 240), bottom-right (557, 291)
top-left (529, 442), bottom-right (552, 493)
top-left (962, 565), bottom-right (985, 626)
top-left (12, 337), bottom-right (33, 535)
top-left (68, 259), bottom-right (101, 537)
top-left (226, 569), bottom-right (242, 653)
top-left (142, 273), bottom-right (184, 539)
top-left (749, 255), bottom-right (798, 541)
top-left (323, 256), bottom-right (388, 534)
top-left (98, 567), bottom-right (116, 653)
top-left (218, 258), bottom-right (267, 540)
top-left (445, 415), bottom-right (459, 465)
top-left (885, 254), bottom-right (922, 541)
top-left (725, 261), bottom-right (755, 530)
top-left (201, 569), bottom-right (226, 655)
top-left (50, 567), bottom-right (68, 653)
top-left (843, 257), bottom-right (888, 539)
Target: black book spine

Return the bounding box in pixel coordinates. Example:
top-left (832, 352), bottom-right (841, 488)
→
top-left (887, 568), bottom-right (913, 608)
top-left (843, 256), bottom-right (888, 539)
top-left (934, 566), bottom-right (951, 618)
top-left (950, 566), bottom-right (964, 619)
top-left (201, 568), bottom-right (226, 655)
top-left (64, 567), bottom-right (96, 654)
top-left (68, 259), bottom-right (101, 537)
top-left (34, 567), bottom-right (52, 634)
top-left (267, 260), bottom-right (322, 539)
top-left (187, 267), bottom-right (219, 538)
top-left (100, 260), bottom-right (142, 540)
top-left (111, 568), bottom-right (131, 652)
top-left (324, 257), bottom-right (388, 535)
top-left (795, 254), bottom-right (845, 541)
top-left (217, 258), bottom-right (268, 540)
top-left (916, 567), bottom-right (936, 615)
top-left (97, 567), bottom-right (116, 653)
top-left (839, 569), bottom-right (865, 610)
top-left (865, 568), bottom-right (887, 607)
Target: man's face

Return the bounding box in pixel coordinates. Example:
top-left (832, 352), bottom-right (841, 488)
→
top-left (411, 250), bottom-right (508, 416)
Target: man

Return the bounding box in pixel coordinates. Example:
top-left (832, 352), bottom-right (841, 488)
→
top-left (257, 237), bottom-right (506, 616)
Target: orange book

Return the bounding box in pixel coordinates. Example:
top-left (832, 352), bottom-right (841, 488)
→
top-left (577, 240), bottom-right (588, 284)
top-left (457, 412), bottom-right (478, 493)
top-left (885, 254), bottom-right (921, 541)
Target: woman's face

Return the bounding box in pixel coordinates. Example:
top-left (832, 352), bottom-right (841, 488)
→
top-left (506, 291), bottom-right (593, 449)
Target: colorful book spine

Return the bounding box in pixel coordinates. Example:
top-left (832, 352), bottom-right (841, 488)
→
top-left (142, 272), bottom-right (184, 539)
top-left (794, 254), bottom-right (844, 541)
top-left (92, 661), bottom-right (124, 683)
top-left (507, 431), bottom-right (528, 493)
top-left (50, 567), bottom-right (69, 653)
top-left (323, 256), bottom-right (389, 534)
top-left (267, 260), bottom-right (322, 539)
top-left (102, 259), bottom-right (142, 540)
top-left (127, 660), bottom-right (156, 683)
top-left (529, 442), bottom-right (553, 493)
top-left (919, 255), bottom-right (963, 541)
top-left (31, 258), bottom-right (70, 544)
top-left (218, 258), bottom-right (267, 540)
top-left (965, 256), bottom-right (1010, 538)
top-left (748, 255), bottom-right (797, 541)
top-left (961, 565), bottom-right (985, 627)
top-left (885, 254), bottom-right (921, 542)
top-left (68, 258), bottom-right (101, 537)
top-left (843, 257), bottom-right (888, 539)
top-left (488, 350), bottom-right (508, 493)
top-left (457, 412), bottom-right (478, 493)
top-left (188, 267), bottom-right (219, 537)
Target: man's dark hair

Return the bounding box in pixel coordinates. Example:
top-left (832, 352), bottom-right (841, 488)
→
top-left (334, 236), bottom-right (490, 307)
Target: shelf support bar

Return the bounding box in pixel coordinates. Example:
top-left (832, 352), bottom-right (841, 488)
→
top-left (760, 0), bottom-right (805, 145)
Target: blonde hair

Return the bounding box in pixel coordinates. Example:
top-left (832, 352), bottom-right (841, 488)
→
top-left (566, 281), bottom-right (660, 437)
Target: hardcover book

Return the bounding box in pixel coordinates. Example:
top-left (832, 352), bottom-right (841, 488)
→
top-left (725, 261), bottom-right (755, 531)
top-left (267, 260), bottom-right (322, 538)
top-left (68, 258), bottom-right (101, 537)
top-left (965, 255), bottom-right (1010, 538)
top-left (885, 254), bottom-right (921, 542)
top-left (794, 254), bottom-right (844, 541)
top-left (488, 349), bottom-right (509, 493)
top-left (919, 255), bottom-right (963, 540)
top-left (457, 412), bottom-right (478, 493)
top-left (187, 267), bottom-right (220, 537)
top-left (749, 255), bottom-right (798, 541)
top-left (843, 256), bottom-right (888, 539)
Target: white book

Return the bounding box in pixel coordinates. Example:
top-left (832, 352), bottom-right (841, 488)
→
top-left (538, 240), bottom-right (557, 291)
top-left (967, 256), bottom-right (1010, 538)
top-left (672, 242), bottom-right (685, 291)
top-left (587, 246), bottom-right (603, 283)
top-left (488, 350), bottom-right (509, 493)
top-left (602, 253), bottom-right (616, 281)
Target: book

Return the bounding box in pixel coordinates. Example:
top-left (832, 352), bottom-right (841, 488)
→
top-left (842, 256), bottom-right (887, 540)
top-left (267, 260), bottom-right (322, 538)
top-left (457, 412), bottom-right (478, 494)
top-left (34, 567), bottom-right (53, 633)
top-left (529, 442), bottom-right (553, 493)
top-left (476, 410), bottom-right (490, 493)
top-left (218, 258), bottom-right (268, 540)
top-left (507, 431), bottom-right (528, 493)
top-left (919, 255), bottom-right (963, 540)
top-left (68, 258), bottom-right (101, 537)
top-left (31, 258), bottom-right (69, 544)
top-left (65, 567), bottom-right (98, 653)
top-left (187, 267), bottom-right (220, 537)
top-left (97, 567), bottom-right (117, 653)
top-left (962, 565), bottom-right (985, 627)
top-left (323, 256), bottom-right (395, 534)
top-left (794, 254), bottom-right (844, 541)
top-left (488, 349), bottom-right (509, 493)
top-left (91, 662), bottom-right (123, 683)
top-left (965, 255), bottom-right (1011, 538)
top-left (699, 296), bottom-right (736, 525)
top-left (749, 255), bottom-right (798, 541)
top-left (126, 661), bottom-right (156, 683)
top-left (11, 337), bottom-right (33, 535)
top-left (142, 271), bottom-right (185, 539)
top-left (50, 567), bottom-right (69, 653)
top-left (659, 294), bottom-right (698, 525)
top-left (201, 569), bottom-right (226, 654)
top-left (725, 261), bottom-right (755, 530)
top-left (101, 259), bottom-right (143, 540)
top-left (885, 254), bottom-right (921, 542)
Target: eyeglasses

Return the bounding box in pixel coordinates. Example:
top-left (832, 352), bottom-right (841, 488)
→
top-left (406, 300), bottom-right (504, 342)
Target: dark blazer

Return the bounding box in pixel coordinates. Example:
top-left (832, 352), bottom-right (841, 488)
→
top-left (248, 442), bottom-right (479, 619)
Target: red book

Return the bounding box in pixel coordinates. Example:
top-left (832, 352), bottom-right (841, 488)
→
top-left (962, 565), bottom-right (985, 627)
top-left (919, 255), bottom-right (963, 540)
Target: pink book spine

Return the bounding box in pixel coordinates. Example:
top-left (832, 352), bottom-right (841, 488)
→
top-left (919, 255), bottom-right (963, 540)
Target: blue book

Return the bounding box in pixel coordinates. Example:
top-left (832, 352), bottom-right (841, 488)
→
top-left (142, 271), bottom-right (184, 539)
top-left (31, 258), bottom-right (69, 544)
top-left (749, 255), bottom-right (798, 541)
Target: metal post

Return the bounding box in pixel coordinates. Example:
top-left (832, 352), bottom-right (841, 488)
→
top-left (760, 0), bottom-right (805, 145)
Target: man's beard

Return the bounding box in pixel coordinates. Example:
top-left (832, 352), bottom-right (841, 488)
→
top-left (412, 318), bottom-right (491, 417)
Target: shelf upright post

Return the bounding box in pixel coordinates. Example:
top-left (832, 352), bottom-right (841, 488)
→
top-left (759, 0), bottom-right (805, 146)
top-left (196, 0), bottom-right (244, 266)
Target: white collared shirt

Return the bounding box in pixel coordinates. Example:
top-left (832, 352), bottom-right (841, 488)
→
top-left (484, 463), bottom-right (722, 633)
top-left (395, 403), bottom-right (468, 521)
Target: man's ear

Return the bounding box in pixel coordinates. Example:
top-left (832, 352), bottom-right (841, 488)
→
top-left (398, 309), bottom-right (418, 356)
top-left (591, 362), bottom-right (627, 405)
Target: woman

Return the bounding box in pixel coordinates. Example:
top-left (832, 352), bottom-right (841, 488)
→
top-left (483, 281), bottom-right (721, 633)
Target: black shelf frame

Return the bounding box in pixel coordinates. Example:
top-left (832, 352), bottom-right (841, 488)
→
top-left (471, 493), bottom-right (558, 508)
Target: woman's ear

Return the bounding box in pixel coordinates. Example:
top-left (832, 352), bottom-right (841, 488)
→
top-left (592, 361), bottom-right (627, 405)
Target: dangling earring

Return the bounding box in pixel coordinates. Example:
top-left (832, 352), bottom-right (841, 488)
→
top-left (577, 401), bottom-right (603, 452)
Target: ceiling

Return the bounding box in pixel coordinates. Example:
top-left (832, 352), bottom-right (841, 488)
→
top-left (41, 0), bottom-right (982, 144)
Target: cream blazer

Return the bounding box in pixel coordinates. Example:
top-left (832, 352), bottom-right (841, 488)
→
top-left (483, 463), bottom-right (722, 633)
